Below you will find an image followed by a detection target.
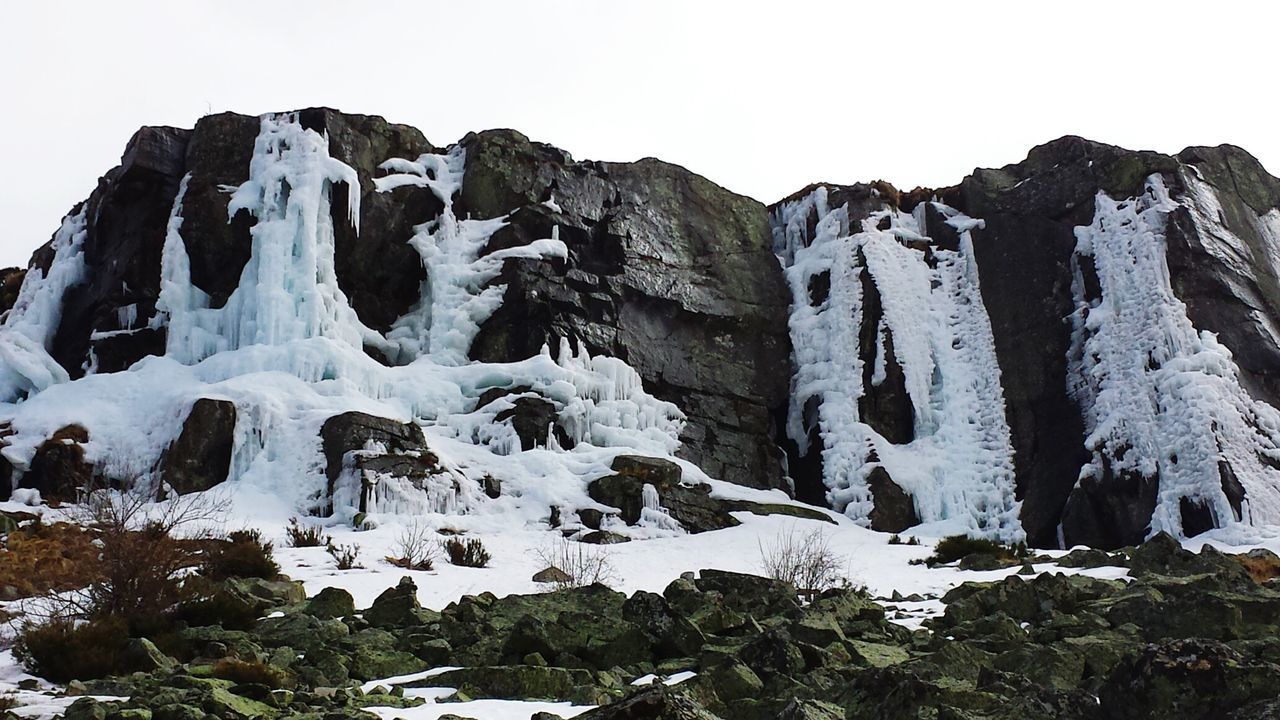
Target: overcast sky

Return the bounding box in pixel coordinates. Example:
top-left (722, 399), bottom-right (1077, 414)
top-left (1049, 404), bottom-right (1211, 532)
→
top-left (1, 1), bottom-right (1275, 267)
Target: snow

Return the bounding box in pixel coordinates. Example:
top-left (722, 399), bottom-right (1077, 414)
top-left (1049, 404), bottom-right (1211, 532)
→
top-left (770, 190), bottom-right (1021, 541)
top-left (1067, 174), bottom-right (1280, 537)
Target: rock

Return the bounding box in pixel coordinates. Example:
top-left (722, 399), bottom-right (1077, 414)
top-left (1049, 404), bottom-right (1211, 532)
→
top-left (18, 424), bottom-right (93, 502)
top-left (318, 411), bottom-right (440, 512)
top-left (493, 394), bottom-right (566, 451)
top-left (64, 698), bottom-right (109, 720)
top-left (571, 684), bottom-right (723, 719)
top-left (1098, 638), bottom-right (1280, 719)
top-left (122, 638), bottom-right (178, 673)
top-left (364, 576), bottom-right (438, 628)
top-left (1129, 532), bottom-right (1252, 582)
top-left (580, 531), bottom-right (630, 545)
top-left (304, 586), bottom-right (356, 619)
top-left (532, 567), bottom-right (574, 584)
top-left (865, 466), bottom-right (920, 533)
top-left (705, 660), bottom-right (762, 701)
top-left (408, 665), bottom-right (615, 705)
top-left (777, 699), bottom-right (845, 720)
top-left (157, 398), bottom-right (236, 494)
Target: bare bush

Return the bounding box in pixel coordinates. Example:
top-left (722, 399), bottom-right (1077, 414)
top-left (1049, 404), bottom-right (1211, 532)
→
top-left (60, 485), bottom-right (228, 630)
top-left (327, 542), bottom-right (362, 570)
top-left (759, 526), bottom-right (845, 599)
top-left (534, 537), bottom-right (618, 590)
top-left (385, 521), bottom-right (438, 571)
top-left (285, 518), bottom-right (330, 548)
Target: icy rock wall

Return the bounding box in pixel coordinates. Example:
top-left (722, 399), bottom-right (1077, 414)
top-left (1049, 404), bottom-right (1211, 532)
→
top-left (771, 187), bottom-right (1023, 542)
top-left (1066, 174), bottom-right (1280, 538)
top-left (0, 112), bottom-right (684, 526)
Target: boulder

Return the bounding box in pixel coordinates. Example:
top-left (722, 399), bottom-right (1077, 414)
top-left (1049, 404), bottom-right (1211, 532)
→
top-left (304, 587), bottom-right (356, 619)
top-left (364, 576), bottom-right (438, 628)
top-left (158, 398), bottom-right (236, 494)
top-left (19, 424), bottom-right (93, 502)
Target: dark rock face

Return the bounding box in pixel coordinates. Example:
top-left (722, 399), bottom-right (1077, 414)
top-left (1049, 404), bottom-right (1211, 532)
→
top-left (462, 130), bottom-right (792, 491)
top-left (158, 398), bottom-right (237, 495)
top-left (51, 125), bottom-right (191, 377)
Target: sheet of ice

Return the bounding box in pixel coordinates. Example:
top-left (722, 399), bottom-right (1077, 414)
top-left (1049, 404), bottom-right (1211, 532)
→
top-left (1067, 174), bottom-right (1280, 536)
top-left (0, 209), bottom-right (89, 402)
top-left (770, 189), bottom-right (1022, 541)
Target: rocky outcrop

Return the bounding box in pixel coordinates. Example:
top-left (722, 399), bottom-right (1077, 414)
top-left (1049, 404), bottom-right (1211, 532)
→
top-left (462, 129), bottom-right (792, 490)
top-left (957, 137), bottom-right (1280, 547)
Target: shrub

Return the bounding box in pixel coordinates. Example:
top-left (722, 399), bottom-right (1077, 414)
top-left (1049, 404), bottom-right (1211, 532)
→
top-left (923, 535), bottom-right (1028, 566)
top-left (386, 522), bottom-right (437, 571)
top-left (534, 537), bottom-right (617, 589)
top-left (285, 518), bottom-right (329, 548)
top-left (759, 526), bottom-right (845, 598)
top-left (327, 542), bottom-right (361, 570)
top-left (211, 658), bottom-right (290, 689)
top-left (14, 616), bottom-right (130, 682)
top-left (201, 529), bottom-right (279, 581)
top-left (68, 486), bottom-right (225, 633)
top-left (444, 537), bottom-right (491, 568)
top-left (887, 534), bottom-right (921, 546)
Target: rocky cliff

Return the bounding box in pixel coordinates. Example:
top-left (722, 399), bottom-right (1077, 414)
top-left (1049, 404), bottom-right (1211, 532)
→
top-left (2, 108), bottom-right (1279, 548)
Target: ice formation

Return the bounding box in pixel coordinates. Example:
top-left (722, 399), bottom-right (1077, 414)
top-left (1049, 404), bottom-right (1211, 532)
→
top-left (0, 209), bottom-right (89, 402)
top-left (378, 147), bottom-right (567, 366)
top-left (0, 113), bottom-right (688, 532)
top-left (1068, 174), bottom-right (1280, 535)
top-left (771, 189), bottom-right (1023, 541)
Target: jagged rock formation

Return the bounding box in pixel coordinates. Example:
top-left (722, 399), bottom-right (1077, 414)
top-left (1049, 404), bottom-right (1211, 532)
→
top-left (3, 108), bottom-right (1280, 547)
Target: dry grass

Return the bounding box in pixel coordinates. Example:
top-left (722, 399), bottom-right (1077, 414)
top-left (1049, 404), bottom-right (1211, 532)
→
top-left (0, 521), bottom-right (104, 599)
top-left (1236, 551), bottom-right (1280, 584)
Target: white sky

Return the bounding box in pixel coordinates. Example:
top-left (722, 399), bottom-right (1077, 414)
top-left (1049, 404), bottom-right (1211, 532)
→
top-left (1, 1), bottom-right (1275, 267)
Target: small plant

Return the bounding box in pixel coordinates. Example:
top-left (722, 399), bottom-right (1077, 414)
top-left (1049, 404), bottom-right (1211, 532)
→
top-left (327, 542), bottom-right (361, 570)
top-left (0, 694), bottom-right (17, 712)
top-left (386, 521), bottom-right (437, 571)
top-left (923, 534), bottom-right (1028, 566)
top-left (285, 518), bottom-right (329, 548)
top-left (444, 537), bottom-right (491, 568)
top-left (759, 526), bottom-right (845, 598)
top-left (202, 529), bottom-right (279, 580)
top-left (887, 534), bottom-right (921, 546)
top-left (534, 537), bottom-right (618, 589)
top-left (211, 658), bottom-right (290, 689)
top-left (13, 615), bottom-right (130, 682)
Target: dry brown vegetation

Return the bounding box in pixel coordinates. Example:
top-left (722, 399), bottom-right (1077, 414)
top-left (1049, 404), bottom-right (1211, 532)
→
top-left (1236, 550), bottom-right (1280, 584)
top-left (0, 519), bottom-right (104, 598)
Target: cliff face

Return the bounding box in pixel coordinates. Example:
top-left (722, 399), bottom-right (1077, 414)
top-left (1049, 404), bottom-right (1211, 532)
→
top-left (3, 108), bottom-right (1280, 547)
